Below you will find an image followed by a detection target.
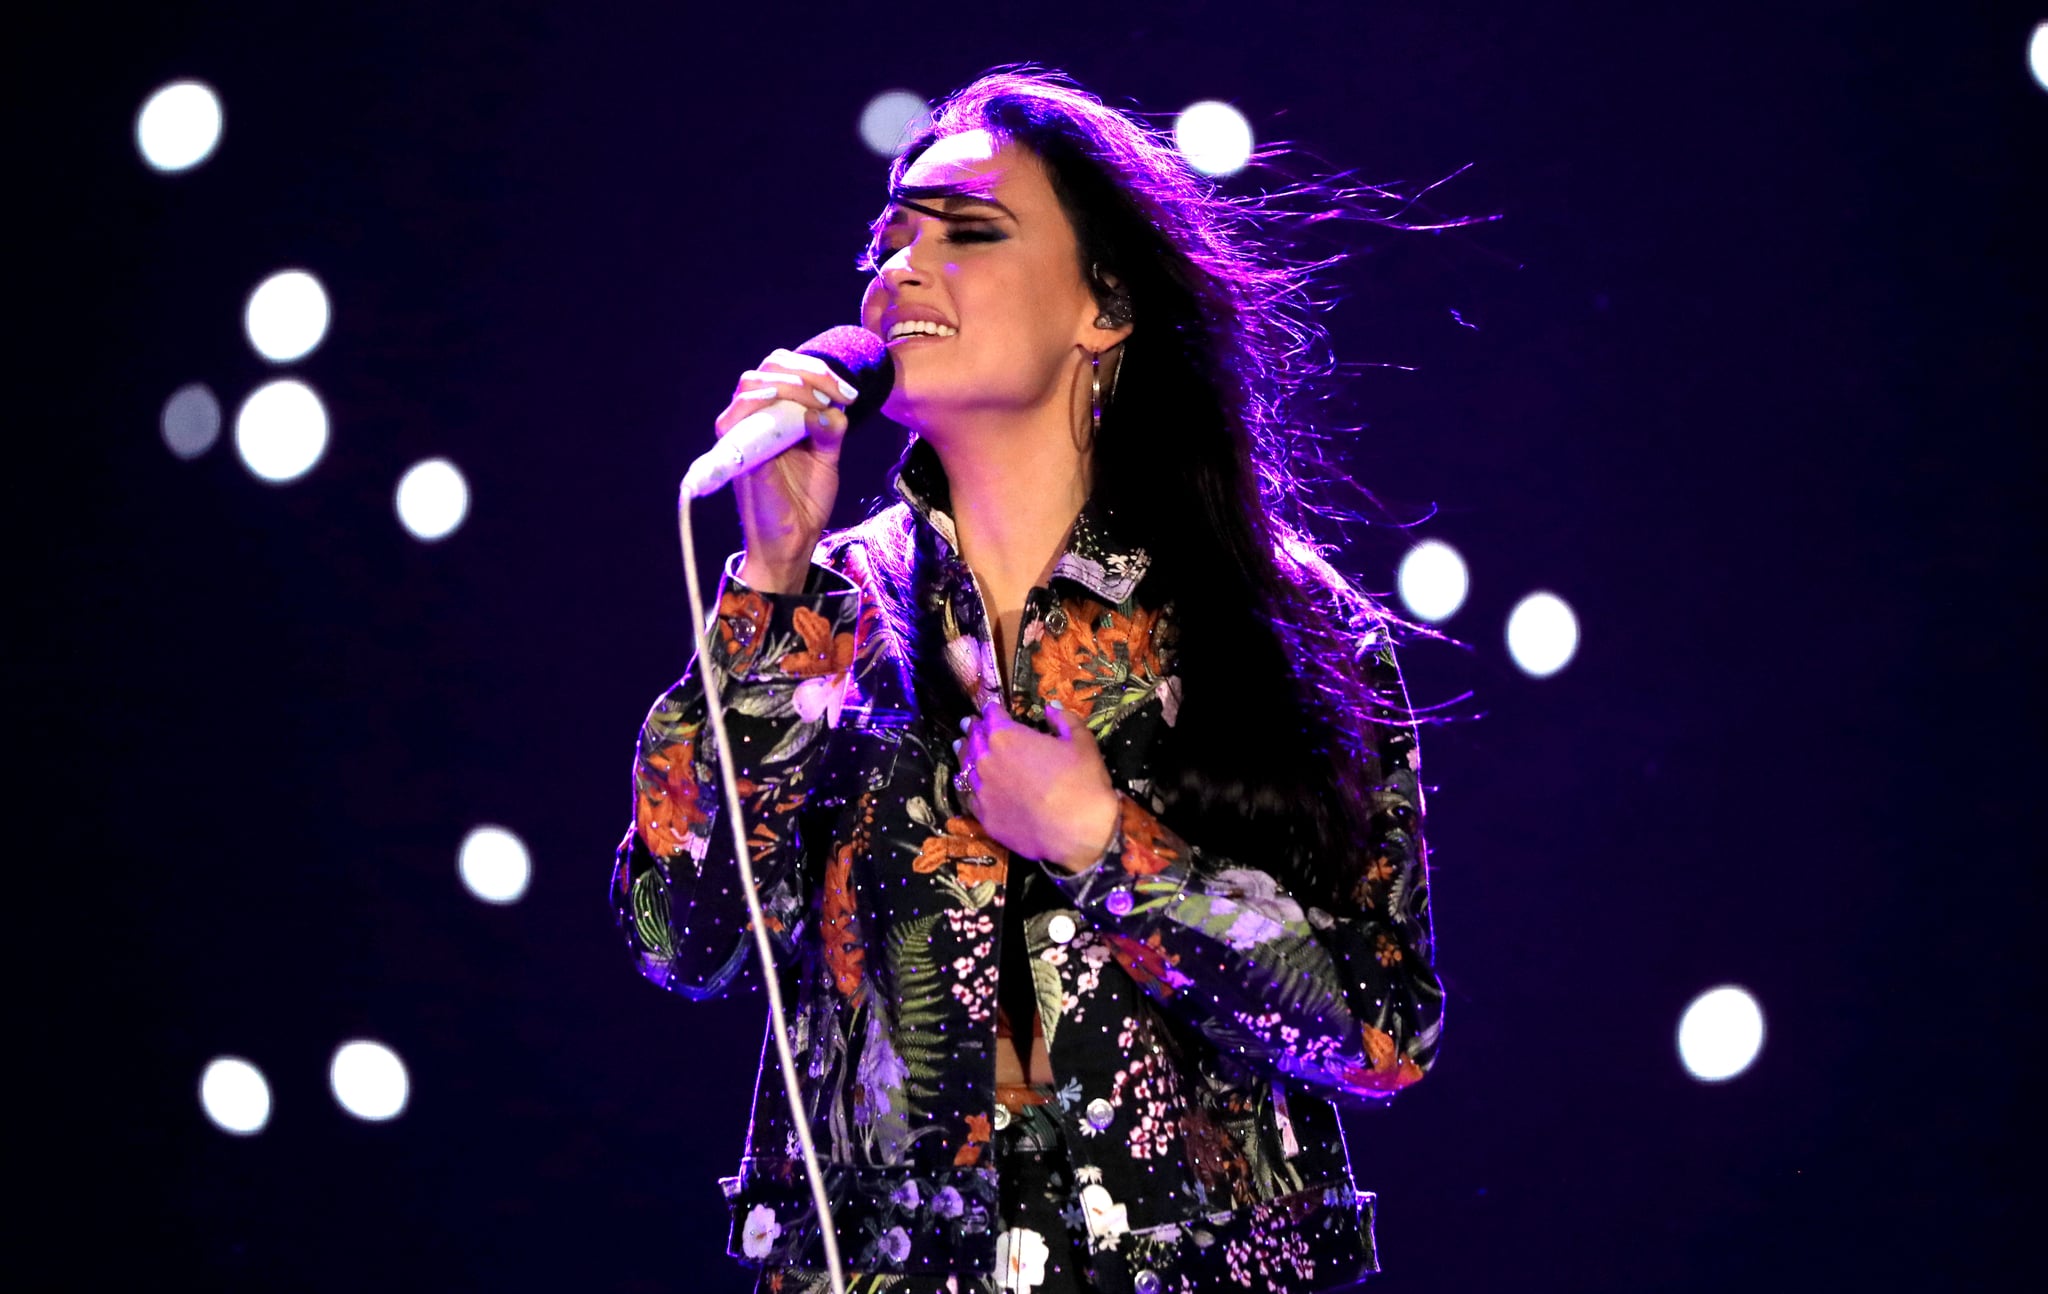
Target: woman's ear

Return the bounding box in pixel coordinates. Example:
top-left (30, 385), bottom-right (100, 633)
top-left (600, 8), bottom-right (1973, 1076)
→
top-left (1083, 263), bottom-right (1136, 349)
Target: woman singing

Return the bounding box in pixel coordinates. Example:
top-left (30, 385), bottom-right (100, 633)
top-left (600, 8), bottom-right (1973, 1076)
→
top-left (612, 69), bottom-right (1443, 1294)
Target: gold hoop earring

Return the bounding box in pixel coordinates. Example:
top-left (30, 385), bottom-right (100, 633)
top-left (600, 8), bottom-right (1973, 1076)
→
top-left (1090, 349), bottom-right (1103, 440)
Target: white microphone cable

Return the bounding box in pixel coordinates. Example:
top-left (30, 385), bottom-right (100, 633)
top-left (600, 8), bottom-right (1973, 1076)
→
top-left (665, 325), bottom-right (886, 1294)
top-left (677, 490), bottom-right (848, 1294)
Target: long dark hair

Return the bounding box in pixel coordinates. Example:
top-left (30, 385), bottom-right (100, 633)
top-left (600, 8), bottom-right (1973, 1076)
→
top-left (874, 68), bottom-right (1425, 912)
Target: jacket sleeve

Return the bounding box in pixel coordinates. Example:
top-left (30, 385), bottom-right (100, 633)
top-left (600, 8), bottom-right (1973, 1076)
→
top-left (1044, 634), bottom-right (1442, 1105)
top-left (610, 554), bottom-right (863, 999)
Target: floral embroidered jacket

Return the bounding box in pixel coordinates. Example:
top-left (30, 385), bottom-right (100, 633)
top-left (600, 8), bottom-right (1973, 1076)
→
top-left (611, 444), bottom-right (1442, 1294)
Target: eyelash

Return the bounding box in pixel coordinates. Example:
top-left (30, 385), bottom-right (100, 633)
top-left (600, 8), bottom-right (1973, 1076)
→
top-left (864, 226), bottom-right (1005, 268)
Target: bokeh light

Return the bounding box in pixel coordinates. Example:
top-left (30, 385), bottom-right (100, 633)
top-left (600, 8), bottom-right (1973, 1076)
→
top-left (199, 1056), bottom-right (272, 1135)
top-left (235, 379), bottom-right (329, 483)
top-left (136, 80), bottom-right (223, 173)
top-left (395, 457), bottom-right (470, 541)
top-left (1506, 590), bottom-right (1579, 677)
top-left (459, 825), bottom-right (531, 904)
top-left (2031, 23), bottom-right (2048, 93)
top-left (330, 1040), bottom-right (409, 1121)
top-left (1677, 985), bottom-right (1765, 1082)
top-left (1173, 100), bottom-right (1254, 176)
top-left (161, 382), bottom-right (222, 460)
top-left (244, 269), bottom-right (331, 363)
top-left (1397, 540), bottom-right (1470, 622)
top-left (859, 90), bottom-right (931, 157)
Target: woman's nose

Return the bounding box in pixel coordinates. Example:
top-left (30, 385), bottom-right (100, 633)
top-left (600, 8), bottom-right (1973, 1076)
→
top-left (877, 247), bottom-right (923, 289)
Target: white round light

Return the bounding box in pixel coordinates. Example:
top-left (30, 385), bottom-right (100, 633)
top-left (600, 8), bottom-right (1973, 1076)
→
top-left (136, 80), bottom-right (223, 173)
top-left (199, 1056), bottom-right (272, 1135)
top-left (234, 379), bottom-right (328, 483)
top-left (394, 457), bottom-right (470, 542)
top-left (1397, 540), bottom-right (1469, 623)
top-left (244, 269), bottom-right (331, 363)
top-left (459, 825), bottom-right (531, 904)
top-left (161, 382), bottom-right (222, 460)
top-left (1174, 100), bottom-right (1254, 176)
top-left (1677, 985), bottom-right (1765, 1082)
top-left (330, 1040), bottom-right (409, 1121)
top-left (1506, 590), bottom-right (1579, 678)
top-left (859, 89), bottom-right (931, 157)
top-left (2031, 23), bottom-right (2048, 93)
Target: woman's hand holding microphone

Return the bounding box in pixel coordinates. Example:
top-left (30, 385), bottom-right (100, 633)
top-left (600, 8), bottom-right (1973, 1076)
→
top-left (715, 349), bottom-right (861, 594)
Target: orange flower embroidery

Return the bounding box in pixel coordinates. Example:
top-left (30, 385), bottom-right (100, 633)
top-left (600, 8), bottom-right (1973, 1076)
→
top-left (1374, 932), bottom-right (1404, 967)
top-left (955, 1113), bottom-right (992, 1165)
top-left (853, 599), bottom-right (887, 664)
top-left (717, 589), bottom-right (770, 671)
top-left (1103, 932), bottom-right (1184, 998)
top-left (1094, 601), bottom-right (1166, 679)
top-left (1117, 798), bottom-right (1182, 877)
top-left (821, 844), bottom-right (864, 997)
top-left (781, 605), bottom-right (855, 679)
top-left (1031, 599), bottom-right (1168, 715)
top-left (1352, 854), bottom-right (1396, 909)
top-left (637, 736), bottom-right (707, 858)
top-left (1032, 617), bottom-right (1109, 714)
top-left (912, 817), bottom-right (1010, 887)
top-left (1181, 1104), bottom-right (1252, 1202)
top-left (1345, 1024), bottom-right (1424, 1094)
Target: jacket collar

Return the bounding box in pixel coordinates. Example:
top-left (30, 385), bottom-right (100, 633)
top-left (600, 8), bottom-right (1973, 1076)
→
top-left (889, 438), bottom-right (1152, 606)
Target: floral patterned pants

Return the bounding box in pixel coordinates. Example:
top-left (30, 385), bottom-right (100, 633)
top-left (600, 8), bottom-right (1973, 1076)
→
top-left (751, 1098), bottom-right (1100, 1294)
top-left (993, 1095), bottom-right (1100, 1294)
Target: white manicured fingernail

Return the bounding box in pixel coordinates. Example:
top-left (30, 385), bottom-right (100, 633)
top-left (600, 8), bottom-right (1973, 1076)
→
top-left (813, 388), bottom-right (833, 407)
top-left (837, 380), bottom-right (860, 402)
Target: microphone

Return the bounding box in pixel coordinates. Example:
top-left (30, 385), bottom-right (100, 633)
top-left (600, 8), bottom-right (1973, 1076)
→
top-left (681, 326), bottom-right (895, 499)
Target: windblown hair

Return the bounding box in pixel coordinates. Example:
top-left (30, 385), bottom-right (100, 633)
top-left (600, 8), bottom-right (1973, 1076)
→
top-left (874, 68), bottom-right (1428, 912)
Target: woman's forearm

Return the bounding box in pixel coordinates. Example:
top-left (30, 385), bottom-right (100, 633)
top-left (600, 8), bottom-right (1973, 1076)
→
top-left (611, 558), bottom-right (863, 997)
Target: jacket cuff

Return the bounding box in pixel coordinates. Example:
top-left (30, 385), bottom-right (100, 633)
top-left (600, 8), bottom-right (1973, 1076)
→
top-left (710, 553), bottom-right (861, 684)
top-left (1042, 795), bottom-right (1192, 923)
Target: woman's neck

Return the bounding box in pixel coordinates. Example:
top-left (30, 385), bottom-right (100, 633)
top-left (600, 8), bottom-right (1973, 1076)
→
top-left (931, 423), bottom-right (1089, 606)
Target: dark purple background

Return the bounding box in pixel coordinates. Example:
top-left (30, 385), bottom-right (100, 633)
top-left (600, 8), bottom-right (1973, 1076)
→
top-left (21, 1), bottom-right (2041, 1288)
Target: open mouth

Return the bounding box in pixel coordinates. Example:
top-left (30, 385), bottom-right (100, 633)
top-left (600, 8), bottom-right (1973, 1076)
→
top-left (887, 320), bottom-right (958, 344)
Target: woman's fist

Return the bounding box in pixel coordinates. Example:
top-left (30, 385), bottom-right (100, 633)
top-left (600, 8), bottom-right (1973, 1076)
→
top-left (714, 349), bottom-right (863, 593)
top-left (955, 701), bottom-right (1121, 872)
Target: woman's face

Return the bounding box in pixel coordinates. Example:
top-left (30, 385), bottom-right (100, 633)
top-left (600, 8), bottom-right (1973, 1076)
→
top-left (860, 130), bottom-right (1119, 434)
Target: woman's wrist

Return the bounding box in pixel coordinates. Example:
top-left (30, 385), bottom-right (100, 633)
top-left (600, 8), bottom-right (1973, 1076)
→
top-left (1053, 788), bottom-right (1123, 874)
top-left (736, 548), bottom-right (815, 595)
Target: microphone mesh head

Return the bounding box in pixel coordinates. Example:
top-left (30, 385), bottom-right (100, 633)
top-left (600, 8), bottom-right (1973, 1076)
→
top-left (798, 326), bottom-right (895, 424)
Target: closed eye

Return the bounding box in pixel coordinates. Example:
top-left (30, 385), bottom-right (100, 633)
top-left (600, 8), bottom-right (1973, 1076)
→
top-left (858, 224), bottom-right (1008, 272)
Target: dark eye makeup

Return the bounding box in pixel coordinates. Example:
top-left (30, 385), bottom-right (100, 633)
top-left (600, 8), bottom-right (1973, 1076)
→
top-left (860, 223), bottom-right (1007, 271)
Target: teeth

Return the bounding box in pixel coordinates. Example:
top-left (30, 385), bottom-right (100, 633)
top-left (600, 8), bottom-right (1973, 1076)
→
top-left (888, 320), bottom-right (957, 340)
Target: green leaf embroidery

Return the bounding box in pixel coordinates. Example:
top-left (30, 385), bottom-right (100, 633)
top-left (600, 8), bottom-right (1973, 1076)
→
top-left (630, 870), bottom-right (674, 960)
top-left (1031, 956), bottom-right (1065, 1049)
top-left (728, 687), bottom-right (799, 721)
top-left (885, 914), bottom-right (949, 1102)
top-left (763, 716), bottom-right (824, 764)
